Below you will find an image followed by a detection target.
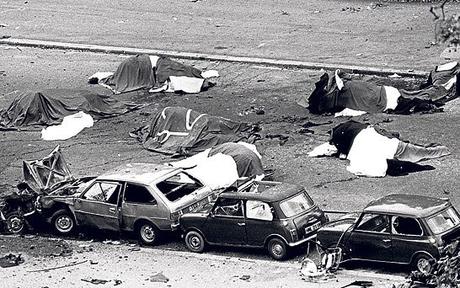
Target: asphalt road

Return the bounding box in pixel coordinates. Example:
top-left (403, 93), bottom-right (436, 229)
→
top-left (1, 0), bottom-right (460, 70)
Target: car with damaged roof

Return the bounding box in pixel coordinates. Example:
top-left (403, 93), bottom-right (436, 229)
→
top-left (179, 180), bottom-right (328, 260)
top-left (38, 163), bottom-right (219, 245)
top-left (316, 194), bottom-right (460, 274)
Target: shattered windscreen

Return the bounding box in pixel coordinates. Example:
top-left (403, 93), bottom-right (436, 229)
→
top-left (426, 207), bottom-right (460, 235)
top-left (156, 172), bottom-right (203, 202)
top-left (279, 193), bottom-right (314, 218)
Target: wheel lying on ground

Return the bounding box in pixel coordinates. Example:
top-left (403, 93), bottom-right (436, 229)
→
top-left (137, 221), bottom-right (160, 246)
top-left (412, 254), bottom-right (434, 274)
top-left (184, 230), bottom-right (205, 253)
top-left (51, 209), bottom-right (75, 235)
top-left (5, 212), bottom-right (26, 234)
top-left (267, 238), bottom-right (288, 260)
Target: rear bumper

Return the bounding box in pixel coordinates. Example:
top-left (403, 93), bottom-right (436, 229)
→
top-left (287, 233), bottom-right (317, 247)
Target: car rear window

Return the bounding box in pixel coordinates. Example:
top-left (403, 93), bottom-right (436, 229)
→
top-left (279, 193), bottom-right (314, 218)
top-left (156, 172), bottom-right (203, 202)
top-left (426, 207), bottom-right (460, 234)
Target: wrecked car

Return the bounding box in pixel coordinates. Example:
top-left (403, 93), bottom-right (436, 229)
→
top-left (317, 194), bottom-right (460, 274)
top-left (38, 163), bottom-right (220, 245)
top-left (0, 146), bottom-right (95, 234)
top-left (180, 180), bottom-right (328, 260)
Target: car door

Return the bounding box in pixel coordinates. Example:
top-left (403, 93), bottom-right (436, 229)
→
top-left (203, 197), bottom-right (246, 245)
top-left (244, 200), bottom-right (275, 247)
top-left (390, 216), bottom-right (433, 263)
top-left (347, 213), bottom-right (393, 262)
top-left (73, 180), bottom-right (122, 231)
top-left (121, 182), bottom-right (170, 231)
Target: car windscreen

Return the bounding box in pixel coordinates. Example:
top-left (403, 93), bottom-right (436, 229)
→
top-left (426, 207), bottom-right (460, 235)
top-left (279, 193), bottom-right (314, 218)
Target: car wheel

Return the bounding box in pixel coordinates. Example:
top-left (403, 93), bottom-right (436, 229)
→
top-left (413, 254), bottom-right (433, 274)
top-left (267, 238), bottom-right (288, 260)
top-left (185, 230), bottom-right (205, 253)
top-left (5, 212), bottom-right (26, 234)
top-left (137, 222), bottom-right (159, 246)
top-left (51, 209), bottom-right (75, 235)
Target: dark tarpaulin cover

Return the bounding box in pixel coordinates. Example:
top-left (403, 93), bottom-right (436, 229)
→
top-left (0, 91), bottom-right (77, 129)
top-left (102, 54), bottom-right (204, 93)
top-left (308, 73), bottom-right (386, 114)
top-left (132, 106), bottom-right (251, 156)
top-left (102, 54), bottom-right (155, 93)
top-left (0, 89), bottom-right (143, 130)
top-left (209, 143), bottom-right (264, 177)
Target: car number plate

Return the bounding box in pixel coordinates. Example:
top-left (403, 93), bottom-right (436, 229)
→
top-left (305, 222), bottom-right (321, 234)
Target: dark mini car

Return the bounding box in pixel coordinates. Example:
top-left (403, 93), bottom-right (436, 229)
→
top-left (317, 194), bottom-right (460, 273)
top-left (179, 180), bottom-right (328, 260)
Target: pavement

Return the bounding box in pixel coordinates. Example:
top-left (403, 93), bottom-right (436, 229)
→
top-left (1, 0), bottom-right (460, 71)
top-left (0, 235), bottom-right (405, 288)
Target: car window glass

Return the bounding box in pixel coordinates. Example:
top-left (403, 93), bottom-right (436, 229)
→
top-left (84, 182), bottom-right (120, 204)
top-left (246, 200), bottom-right (273, 221)
top-left (156, 172), bottom-right (203, 202)
top-left (356, 213), bottom-right (390, 233)
top-left (279, 193), bottom-right (314, 218)
top-left (427, 207), bottom-right (460, 234)
top-left (214, 198), bottom-right (243, 217)
top-left (392, 216), bottom-right (423, 236)
top-left (124, 183), bottom-right (157, 205)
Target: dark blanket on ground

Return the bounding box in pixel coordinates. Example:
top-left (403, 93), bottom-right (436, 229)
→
top-left (101, 54), bottom-right (203, 93)
top-left (209, 143), bottom-right (264, 177)
top-left (0, 89), bottom-right (143, 130)
top-left (308, 63), bottom-right (459, 114)
top-left (131, 106), bottom-right (251, 156)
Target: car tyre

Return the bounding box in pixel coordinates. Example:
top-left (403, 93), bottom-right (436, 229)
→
top-left (185, 230), bottom-right (205, 253)
top-left (5, 212), bottom-right (26, 234)
top-left (51, 209), bottom-right (75, 235)
top-left (412, 254), bottom-right (434, 274)
top-left (137, 222), bottom-right (159, 246)
top-left (267, 238), bottom-right (288, 260)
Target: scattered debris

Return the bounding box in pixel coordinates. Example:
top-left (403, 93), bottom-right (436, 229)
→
top-left (239, 275), bottom-right (251, 281)
top-left (281, 10), bottom-right (289, 15)
top-left (239, 106), bottom-right (265, 116)
top-left (265, 134), bottom-right (289, 145)
top-left (301, 120), bottom-right (333, 128)
top-left (0, 23), bottom-right (8, 28)
top-left (102, 240), bottom-right (121, 245)
top-left (148, 272), bottom-right (169, 283)
top-left (28, 260), bottom-right (87, 272)
top-left (81, 278), bottom-right (110, 285)
top-left (114, 280), bottom-right (122, 286)
top-left (0, 253), bottom-right (24, 268)
top-left (341, 280), bottom-right (373, 288)
top-left (90, 260), bottom-right (98, 265)
top-left (1, 35), bottom-right (11, 39)
top-left (298, 128), bottom-right (314, 135)
top-left (342, 6), bottom-right (361, 13)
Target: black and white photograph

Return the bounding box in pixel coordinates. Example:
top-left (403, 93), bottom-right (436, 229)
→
top-left (0, 0), bottom-right (460, 287)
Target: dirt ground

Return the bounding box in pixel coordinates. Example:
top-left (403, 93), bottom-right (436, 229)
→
top-left (1, 0), bottom-right (460, 71)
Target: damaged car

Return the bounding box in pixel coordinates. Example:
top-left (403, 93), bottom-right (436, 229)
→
top-left (0, 146), bottom-right (95, 234)
top-left (317, 194), bottom-right (460, 273)
top-left (180, 180), bottom-right (328, 260)
top-left (38, 163), bottom-right (220, 245)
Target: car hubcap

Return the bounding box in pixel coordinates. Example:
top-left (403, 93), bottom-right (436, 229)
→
top-left (272, 243), bottom-right (284, 256)
top-left (417, 258), bottom-right (431, 274)
top-left (141, 225), bottom-right (155, 242)
top-left (56, 216), bottom-right (72, 232)
top-left (8, 216), bottom-right (24, 233)
top-left (189, 236), bottom-right (201, 249)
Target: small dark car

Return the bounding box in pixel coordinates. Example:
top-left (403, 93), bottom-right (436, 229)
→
top-left (179, 180), bottom-right (328, 260)
top-left (317, 194), bottom-right (460, 273)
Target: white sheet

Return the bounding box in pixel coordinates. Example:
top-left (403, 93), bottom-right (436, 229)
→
top-left (346, 127), bottom-right (400, 177)
top-left (384, 86), bottom-right (401, 111)
top-left (41, 111), bottom-right (94, 141)
top-left (334, 108), bottom-right (367, 117)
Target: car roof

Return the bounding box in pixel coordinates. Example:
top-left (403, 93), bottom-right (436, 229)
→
top-left (96, 163), bottom-right (179, 186)
top-left (219, 182), bottom-right (306, 203)
top-left (363, 194), bottom-right (450, 217)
